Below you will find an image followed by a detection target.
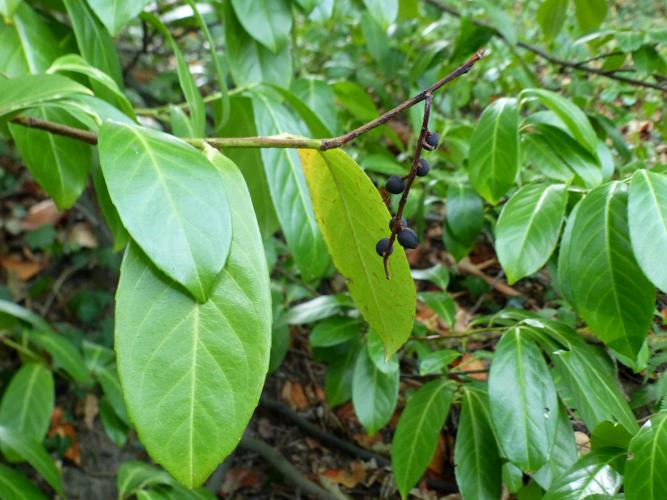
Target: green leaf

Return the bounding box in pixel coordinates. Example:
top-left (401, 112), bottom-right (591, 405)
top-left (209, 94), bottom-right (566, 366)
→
top-left (352, 347), bottom-right (399, 435)
top-left (367, 330), bottom-right (399, 374)
top-left (265, 83), bottom-right (332, 138)
top-left (230, 0), bottom-right (292, 53)
top-left (332, 82), bottom-right (379, 123)
top-left (222, 1), bottom-right (292, 88)
top-left (0, 0), bottom-right (21, 20)
top-left (537, 0), bottom-right (568, 41)
top-left (418, 292), bottom-right (456, 329)
top-left (0, 363), bottom-right (54, 462)
top-left (217, 96), bottom-right (278, 237)
top-left (142, 12), bottom-right (205, 137)
top-left (521, 89), bottom-right (599, 157)
top-left (0, 73), bottom-right (92, 119)
top-left (299, 148), bottom-right (416, 355)
top-left (362, 0), bottom-right (398, 28)
top-left (496, 183), bottom-right (568, 284)
top-left (0, 463), bottom-right (46, 500)
top-left (91, 164), bottom-right (129, 252)
top-left (98, 121), bottom-right (232, 303)
top-left (557, 182), bottom-right (655, 360)
top-left (532, 402), bottom-right (578, 489)
top-left (30, 331), bottom-right (92, 385)
top-left (525, 318), bottom-right (638, 434)
top-left (419, 349), bottom-right (460, 376)
top-left (117, 460), bottom-right (174, 499)
top-left (0, 427), bottom-right (62, 495)
top-left (574, 0), bottom-right (608, 33)
top-left (628, 170), bottom-right (667, 292)
top-left (544, 448), bottom-right (624, 500)
top-left (591, 420), bottom-right (632, 451)
top-left (47, 54), bottom-right (135, 119)
top-left (290, 78), bottom-right (338, 135)
top-left (392, 379), bottom-right (455, 498)
top-left (0, 301), bottom-right (51, 332)
top-left (252, 95), bottom-right (330, 281)
top-left (625, 412), bottom-right (667, 500)
top-left (489, 326), bottom-right (558, 472)
top-left (523, 124), bottom-right (602, 188)
top-left (99, 397), bottom-right (128, 447)
top-left (446, 182), bottom-right (484, 245)
top-left (63, 0), bottom-right (124, 89)
top-left (9, 107), bottom-right (93, 209)
top-left (310, 317), bottom-right (360, 348)
top-left (411, 264), bottom-right (450, 290)
top-left (468, 98), bottom-right (519, 204)
top-left (115, 149), bottom-right (271, 488)
top-left (85, 0), bottom-right (151, 36)
top-left (454, 385), bottom-right (502, 500)
top-left (97, 364), bottom-right (129, 424)
top-left (325, 341), bottom-right (359, 407)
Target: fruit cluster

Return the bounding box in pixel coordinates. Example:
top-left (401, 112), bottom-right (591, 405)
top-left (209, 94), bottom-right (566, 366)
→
top-left (376, 131), bottom-right (440, 257)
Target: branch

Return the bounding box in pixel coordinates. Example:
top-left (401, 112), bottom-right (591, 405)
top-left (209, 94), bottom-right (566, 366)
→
top-left (424, 0), bottom-right (667, 93)
top-left (8, 52), bottom-right (485, 150)
top-left (239, 435), bottom-right (338, 500)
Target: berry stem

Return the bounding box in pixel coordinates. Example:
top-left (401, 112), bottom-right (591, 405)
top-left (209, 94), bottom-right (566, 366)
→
top-left (383, 92), bottom-right (433, 279)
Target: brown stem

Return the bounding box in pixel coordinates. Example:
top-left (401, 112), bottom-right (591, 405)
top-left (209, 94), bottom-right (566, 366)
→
top-left (424, 0), bottom-right (667, 93)
top-left (382, 92), bottom-right (433, 279)
top-left (8, 52), bottom-right (485, 151)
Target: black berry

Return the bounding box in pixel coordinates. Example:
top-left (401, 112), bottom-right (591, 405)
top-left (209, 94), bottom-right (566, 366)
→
top-left (423, 132), bottom-right (440, 151)
top-left (397, 228), bottom-right (418, 249)
top-left (376, 238), bottom-right (393, 256)
top-left (386, 175), bottom-right (405, 194)
top-left (389, 216), bottom-right (408, 231)
top-left (416, 159), bottom-right (430, 176)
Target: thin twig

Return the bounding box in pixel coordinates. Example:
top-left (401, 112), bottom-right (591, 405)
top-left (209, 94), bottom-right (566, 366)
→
top-left (239, 435), bottom-right (338, 500)
top-left (9, 52), bottom-right (485, 151)
top-left (424, 0), bottom-right (667, 93)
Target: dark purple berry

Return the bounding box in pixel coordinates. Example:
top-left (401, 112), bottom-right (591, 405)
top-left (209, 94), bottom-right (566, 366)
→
top-left (416, 159), bottom-right (430, 176)
top-left (386, 175), bottom-right (405, 194)
top-left (389, 216), bottom-right (408, 231)
top-left (376, 238), bottom-right (393, 256)
top-left (397, 228), bottom-right (418, 249)
top-left (423, 132), bottom-right (440, 151)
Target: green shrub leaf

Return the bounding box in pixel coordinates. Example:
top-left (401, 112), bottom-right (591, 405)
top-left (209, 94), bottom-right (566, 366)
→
top-left (0, 463), bottom-right (47, 499)
top-left (98, 121), bottom-right (232, 302)
top-left (299, 148), bottom-right (416, 355)
top-left (625, 412), bottom-right (667, 500)
top-left (86, 0), bottom-right (151, 36)
top-left (115, 150), bottom-right (271, 487)
top-left (230, 0), bottom-right (292, 53)
top-left (544, 449), bottom-right (624, 500)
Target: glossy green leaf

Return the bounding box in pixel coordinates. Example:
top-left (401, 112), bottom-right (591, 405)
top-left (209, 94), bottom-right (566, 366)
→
top-left (521, 89), bottom-right (599, 157)
top-left (222, 1), bottom-right (292, 88)
top-left (290, 78), bottom-right (338, 135)
top-left (591, 420), bottom-right (632, 451)
top-left (525, 318), bottom-right (639, 434)
top-left (47, 55), bottom-right (135, 119)
top-left (411, 264), bottom-right (450, 290)
top-left (489, 326), bottom-right (558, 472)
top-left (352, 347), bottom-right (399, 435)
top-left (29, 331), bottom-right (91, 385)
top-left (543, 449), bottom-right (624, 500)
top-left (300, 148), bottom-right (416, 355)
top-left (625, 412), bottom-right (667, 500)
top-left (142, 12), bottom-right (205, 137)
top-left (574, 0), bottom-right (607, 33)
top-left (557, 182), bottom-right (655, 360)
top-left (117, 460), bottom-right (174, 499)
top-left (63, 0), bottom-right (123, 90)
top-left (523, 124), bottom-right (602, 188)
top-left (628, 170), bottom-right (667, 292)
top-left (230, 0), bottom-right (292, 53)
top-left (265, 83), bottom-right (333, 138)
top-left (418, 292), bottom-right (456, 329)
top-left (325, 341), bottom-right (359, 407)
top-left (362, 0), bottom-right (398, 27)
top-left (91, 164), bottom-right (129, 251)
top-left (446, 182), bottom-right (484, 245)
top-left (332, 82), bottom-right (379, 122)
top-left (468, 98), bottom-right (519, 204)
top-left (0, 363), bottom-right (54, 462)
top-left (367, 330), bottom-right (399, 374)
top-left (253, 95), bottom-right (329, 281)
top-left (0, 73), bottom-right (91, 118)
top-left (0, 427), bottom-right (62, 494)
top-left (392, 379), bottom-right (454, 498)
top-left (0, 0), bottom-right (21, 19)
top-left (98, 121), bottom-right (232, 302)
top-left (218, 96), bottom-right (278, 237)
top-left (532, 402), bottom-right (578, 489)
top-left (85, 0), bottom-right (151, 35)
top-left (115, 149), bottom-right (271, 487)
top-left (419, 350), bottom-right (460, 376)
top-left (0, 464), bottom-right (46, 500)
top-left (99, 397), bottom-right (128, 447)
top-left (9, 107), bottom-right (93, 209)
top-left (310, 317), bottom-right (360, 347)
top-left (537, 0), bottom-right (568, 41)
top-left (496, 183), bottom-right (568, 284)
top-left (97, 364), bottom-right (129, 424)
top-left (454, 385), bottom-right (502, 500)
top-left (0, 301), bottom-right (51, 332)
